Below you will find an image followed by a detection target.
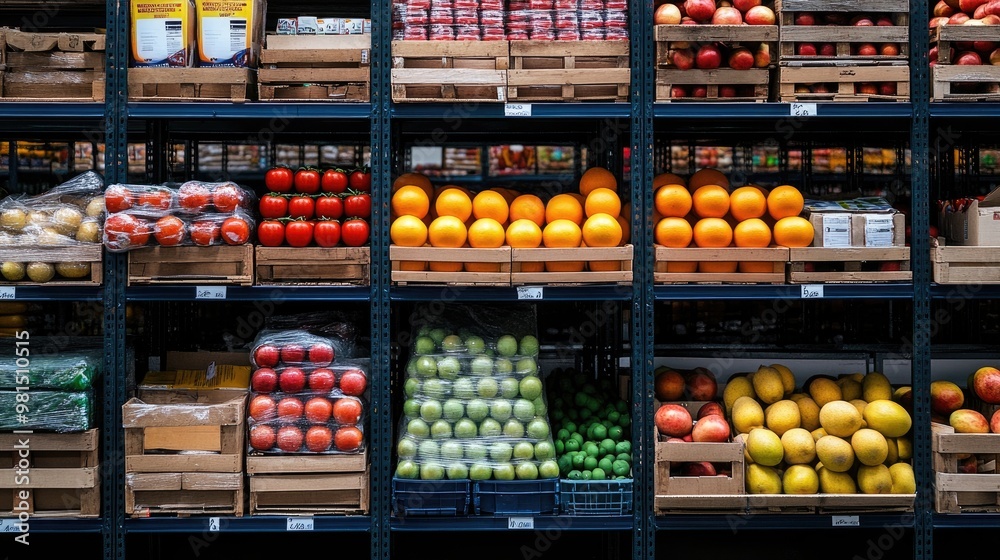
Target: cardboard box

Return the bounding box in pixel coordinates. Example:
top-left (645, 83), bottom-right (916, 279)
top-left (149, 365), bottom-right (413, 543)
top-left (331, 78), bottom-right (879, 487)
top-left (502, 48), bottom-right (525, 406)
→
top-left (130, 0), bottom-right (196, 67)
top-left (277, 18), bottom-right (296, 35)
top-left (941, 188), bottom-right (1000, 246)
top-left (804, 198), bottom-right (905, 248)
top-left (195, 0), bottom-right (266, 67)
top-left (296, 16), bottom-right (319, 35)
top-left (138, 351), bottom-right (251, 404)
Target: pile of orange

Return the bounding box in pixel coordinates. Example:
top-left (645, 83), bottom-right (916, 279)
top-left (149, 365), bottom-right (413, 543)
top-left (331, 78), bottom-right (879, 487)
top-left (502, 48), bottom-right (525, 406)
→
top-left (390, 167), bottom-right (628, 273)
top-left (653, 168), bottom-right (814, 274)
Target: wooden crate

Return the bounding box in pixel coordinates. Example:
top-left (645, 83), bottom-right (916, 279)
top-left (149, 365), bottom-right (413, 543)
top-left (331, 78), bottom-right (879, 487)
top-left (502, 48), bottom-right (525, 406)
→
top-left (247, 452), bottom-right (369, 516)
top-left (656, 69), bottom-right (770, 102)
top-left (779, 62), bottom-right (910, 102)
top-left (932, 241), bottom-right (1000, 284)
top-left (125, 472), bottom-right (243, 517)
top-left (933, 422), bottom-right (1000, 513)
top-left (127, 245), bottom-right (254, 286)
top-left (0, 244), bottom-right (102, 286)
top-left (506, 40), bottom-right (630, 102)
top-left (931, 25), bottom-right (1000, 101)
top-left (390, 245), bottom-right (512, 286)
top-left (128, 68), bottom-right (254, 102)
top-left (788, 246), bottom-right (911, 283)
top-left (654, 24), bottom-right (778, 67)
top-left (744, 493), bottom-right (915, 514)
top-left (653, 428), bottom-right (745, 513)
top-left (775, 0), bottom-right (909, 63)
top-left (255, 246), bottom-right (370, 286)
top-left (0, 430), bottom-right (99, 518)
top-left (1, 28), bottom-right (106, 102)
top-left (653, 245), bottom-right (788, 284)
top-left (258, 34), bottom-right (369, 102)
top-left (391, 41), bottom-right (509, 103)
top-left (511, 245), bottom-right (633, 285)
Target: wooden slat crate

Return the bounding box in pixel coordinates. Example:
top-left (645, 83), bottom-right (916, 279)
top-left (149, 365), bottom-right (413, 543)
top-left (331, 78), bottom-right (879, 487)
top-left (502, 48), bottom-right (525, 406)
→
top-left (932, 422), bottom-right (1000, 513)
top-left (507, 40), bottom-right (630, 102)
top-left (1, 28), bottom-right (106, 101)
top-left (255, 246), bottom-right (370, 286)
top-left (128, 68), bottom-right (254, 102)
top-left (258, 34), bottom-right (370, 102)
top-left (654, 24), bottom-right (779, 66)
top-left (0, 430), bottom-right (100, 518)
top-left (744, 493), bottom-right (915, 514)
top-left (788, 246), bottom-right (911, 283)
top-left (931, 25), bottom-right (1000, 101)
top-left (511, 245), bottom-right (633, 285)
top-left (775, 0), bottom-right (909, 63)
top-left (391, 41), bottom-right (509, 103)
top-left (0, 244), bottom-right (102, 286)
top-left (390, 245), bottom-right (512, 286)
top-left (932, 241), bottom-right (1000, 284)
top-left (127, 245), bottom-right (254, 286)
top-left (654, 428), bottom-right (746, 513)
top-left (248, 452), bottom-right (369, 516)
top-left (125, 472), bottom-right (244, 517)
top-left (779, 62), bottom-right (910, 102)
top-left (653, 246), bottom-right (788, 284)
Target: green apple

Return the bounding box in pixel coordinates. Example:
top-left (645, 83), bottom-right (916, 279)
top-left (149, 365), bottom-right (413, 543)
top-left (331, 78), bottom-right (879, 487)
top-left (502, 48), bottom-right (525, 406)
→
top-left (532, 397), bottom-right (547, 417)
top-left (436, 356), bottom-right (461, 380)
top-left (471, 356), bottom-right (494, 376)
top-left (420, 462), bottom-right (445, 480)
top-left (466, 442), bottom-right (488, 461)
top-left (527, 419), bottom-right (550, 440)
top-left (518, 335), bottom-right (540, 357)
top-left (440, 440), bottom-right (464, 460)
top-left (534, 441), bottom-right (555, 460)
top-left (423, 379), bottom-right (449, 399)
top-left (446, 462), bottom-right (469, 480)
top-left (454, 418), bottom-right (478, 439)
top-left (489, 442), bottom-right (513, 462)
top-left (496, 335), bottom-right (518, 357)
top-left (406, 358), bottom-right (418, 377)
top-left (397, 438), bottom-right (418, 459)
top-left (407, 418), bottom-right (430, 438)
top-left (490, 399), bottom-right (513, 422)
top-left (430, 420), bottom-right (453, 439)
top-left (515, 461), bottom-right (539, 480)
top-left (493, 463), bottom-right (516, 481)
top-left (403, 399), bottom-right (421, 419)
top-left (404, 378), bottom-right (421, 397)
top-left (441, 334), bottom-right (464, 352)
top-left (414, 336), bottom-right (436, 356)
top-left (513, 441), bottom-right (535, 461)
top-left (415, 356), bottom-right (438, 377)
top-left (453, 378), bottom-right (476, 399)
top-left (420, 399), bottom-right (443, 422)
top-left (503, 419), bottom-right (525, 438)
top-left (395, 460), bottom-right (419, 479)
top-left (466, 399), bottom-right (489, 422)
top-left (479, 418), bottom-right (502, 437)
top-left (470, 463), bottom-right (493, 480)
top-left (513, 399), bottom-right (536, 422)
top-left (538, 460), bottom-right (560, 479)
top-left (519, 376), bottom-right (542, 400)
top-left (429, 328), bottom-right (447, 346)
top-left (418, 440), bottom-right (440, 459)
top-left (465, 335), bottom-right (486, 354)
top-left (499, 377), bottom-right (520, 399)
top-left (516, 358), bottom-right (537, 376)
top-left (443, 399), bottom-right (465, 421)
top-left (494, 358), bottom-right (514, 376)
top-left (477, 378), bottom-right (499, 398)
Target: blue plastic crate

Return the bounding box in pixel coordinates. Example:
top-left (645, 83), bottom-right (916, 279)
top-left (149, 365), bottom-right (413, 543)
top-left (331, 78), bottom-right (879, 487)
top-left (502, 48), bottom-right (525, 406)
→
top-left (473, 479), bottom-right (559, 515)
top-left (559, 479), bottom-right (633, 515)
top-left (392, 478), bottom-right (470, 516)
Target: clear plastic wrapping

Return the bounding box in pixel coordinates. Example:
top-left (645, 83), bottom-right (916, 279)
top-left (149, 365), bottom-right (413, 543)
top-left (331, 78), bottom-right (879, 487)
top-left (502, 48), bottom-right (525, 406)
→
top-left (0, 352), bottom-right (101, 391)
top-left (0, 390), bottom-right (93, 432)
top-left (0, 171), bottom-right (105, 247)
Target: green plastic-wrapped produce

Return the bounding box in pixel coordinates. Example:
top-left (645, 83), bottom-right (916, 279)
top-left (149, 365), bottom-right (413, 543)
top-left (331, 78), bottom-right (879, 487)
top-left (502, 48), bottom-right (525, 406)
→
top-left (0, 390), bottom-right (93, 432)
top-left (0, 354), bottom-right (100, 391)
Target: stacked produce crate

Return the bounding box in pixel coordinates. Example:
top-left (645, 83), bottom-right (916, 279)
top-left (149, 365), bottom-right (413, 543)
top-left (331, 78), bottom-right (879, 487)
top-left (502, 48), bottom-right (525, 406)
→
top-left (930, 9), bottom-right (1000, 101)
top-left (0, 28), bottom-right (106, 102)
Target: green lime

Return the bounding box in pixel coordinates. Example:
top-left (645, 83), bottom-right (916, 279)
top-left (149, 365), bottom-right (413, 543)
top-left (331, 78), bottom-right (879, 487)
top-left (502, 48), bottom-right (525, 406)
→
top-left (616, 452), bottom-right (632, 464)
top-left (612, 459), bottom-right (631, 477)
top-left (598, 458), bottom-right (614, 472)
top-left (584, 456), bottom-right (598, 470)
top-left (584, 442), bottom-right (600, 457)
top-left (592, 424), bottom-right (608, 441)
top-left (607, 410), bottom-right (621, 425)
top-left (574, 393), bottom-right (588, 407)
top-left (555, 440), bottom-right (565, 454)
top-left (616, 400), bottom-right (628, 413)
top-left (585, 397), bottom-right (601, 413)
top-left (591, 468), bottom-right (606, 480)
top-left (570, 432), bottom-right (584, 445)
top-left (608, 426), bottom-right (624, 442)
top-left (600, 438), bottom-right (616, 456)
top-left (571, 453), bottom-right (586, 470)
top-left (567, 470), bottom-right (582, 480)
top-left (579, 408), bottom-right (592, 420)
top-left (557, 429), bottom-right (570, 442)
top-left (616, 441), bottom-right (631, 455)
top-left (564, 422), bottom-right (577, 434)
top-left (581, 470), bottom-right (593, 480)
top-left (564, 439), bottom-right (581, 453)
top-left (557, 454), bottom-right (572, 474)
top-left (618, 414), bottom-right (630, 428)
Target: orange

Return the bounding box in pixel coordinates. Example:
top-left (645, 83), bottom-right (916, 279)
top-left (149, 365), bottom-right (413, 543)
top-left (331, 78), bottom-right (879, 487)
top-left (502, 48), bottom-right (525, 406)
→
top-left (693, 218), bottom-right (733, 248)
top-left (468, 218), bottom-right (506, 248)
top-left (519, 262), bottom-right (545, 272)
top-left (739, 262), bottom-right (775, 273)
top-left (654, 172), bottom-right (686, 189)
top-left (585, 188), bottom-right (622, 218)
top-left (491, 188), bottom-right (519, 206)
top-left (582, 213), bottom-right (623, 247)
top-left (392, 172), bottom-right (434, 199)
top-left (428, 216), bottom-right (468, 248)
top-left (579, 166), bottom-right (618, 195)
top-left (509, 194), bottom-right (546, 227)
top-left (729, 186), bottom-right (768, 221)
top-left (435, 188), bottom-right (473, 221)
top-left (773, 216), bottom-right (815, 247)
top-left (545, 193), bottom-right (584, 225)
top-left (429, 261), bottom-right (464, 272)
top-left (688, 168), bottom-right (730, 192)
top-left (391, 185), bottom-right (431, 219)
top-left (466, 262), bottom-right (501, 273)
top-left (767, 185), bottom-right (805, 220)
top-left (505, 219), bottom-right (543, 248)
top-left (399, 261), bottom-right (427, 271)
top-left (665, 261), bottom-right (698, 273)
top-left (733, 218), bottom-right (772, 248)
top-left (589, 260), bottom-right (621, 272)
top-left (390, 215), bottom-right (429, 247)
top-left (692, 185), bottom-right (731, 219)
top-left (699, 261), bottom-right (738, 273)
top-left (655, 217), bottom-right (693, 248)
top-left (617, 215), bottom-right (630, 244)
top-left (542, 219), bottom-right (583, 248)
top-left (472, 190), bottom-right (510, 223)
top-left (655, 184), bottom-right (693, 218)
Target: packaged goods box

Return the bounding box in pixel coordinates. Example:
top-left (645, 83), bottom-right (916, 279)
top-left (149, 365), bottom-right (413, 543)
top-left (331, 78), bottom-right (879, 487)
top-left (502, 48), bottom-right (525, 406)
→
top-left (804, 198), bottom-right (905, 248)
top-left (138, 351), bottom-right (251, 404)
top-left (195, 0), bottom-right (265, 67)
top-left (130, 0), bottom-right (196, 67)
top-left (940, 187), bottom-right (1000, 246)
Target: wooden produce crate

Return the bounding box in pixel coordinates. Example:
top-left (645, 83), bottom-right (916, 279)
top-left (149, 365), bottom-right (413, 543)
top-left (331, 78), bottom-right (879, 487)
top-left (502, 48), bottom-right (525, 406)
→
top-left (258, 34), bottom-right (370, 102)
top-left (653, 245), bottom-right (788, 284)
top-left (390, 245), bottom-right (512, 286)
top-left (0, 430), bottom-right (99, 518)
top-left (775, 0), bottom-right (909, 63)
top-left (0, 28), bottom-right (106, 101)
top-left (510, 245), bottom-right (633, 285)
top-left (932, 239), bottom-right (1000, 284)
top-left (128, 68), bottom-right (254, 102)
top-left (931, 24), bottom-right (1000, 102)
top-left (933, 422), bottom-right (1000, 513)
top-left (255, 246), bottom-right (370, 286)
top-left (125, 472), bottom-right (243, 517)
top-left (653, 428), bottom-right (745, 513)
top-left (506, 40), bottom-right (630, 102)
top-left (787, 246), bottom-right (911, 283)
top-left (127, 245), bottom-right (254, 286)
top-left (0, 245), bottom-right (102, 286)
top-left (391, 41), bottom-right (509, 103)
top-left (744, 493), bottom-right (915, 514)
top-left (778, 62), bottom-right (909, 102)
top-left (247, 452), bottom-right (369, 516)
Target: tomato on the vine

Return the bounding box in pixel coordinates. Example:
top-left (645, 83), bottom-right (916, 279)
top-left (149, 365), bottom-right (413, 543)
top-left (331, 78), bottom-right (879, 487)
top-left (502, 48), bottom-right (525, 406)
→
top-left (265, 167), bottom-right (294, 193)
top-left (294, 168), bottom-right (321, 194)
top-left (257, 220), bottom-right (285, 247)
top-left (348, 168), bottom-right (371, 192)
top-left (285, 220), bottom-right (315, 247)
top-left (259, 194), bottom-right (288, 219)
top-left (344, 193), bottom-right (371, 219)
top-left (314, 220), bottom-right (342, 248)
top-left (288, 196), bottom-right (316, 219)
top-left (221, 217), bottom-right (251, 245)
top-left (321, 169), bottom-right (349, 194)
top-left (341, 218), bottom-right (370, 247)
top-left (315, 195), bottom-right (344, 220)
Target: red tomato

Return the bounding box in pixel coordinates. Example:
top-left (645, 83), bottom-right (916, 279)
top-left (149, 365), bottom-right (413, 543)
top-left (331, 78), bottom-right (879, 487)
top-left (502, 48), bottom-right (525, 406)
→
top-left (343, 193), bottom-right (371, 219)
top-left (285, 220), bottom-right (314, 247)
top-left (348, 168), bottom-right (371, 192)
top-left (333, 398), bottom-right (363, 425)
top-left (294, 168), bottom-right (321, 194)
top-left (321, 169), bottom-right (349, 194)
top-left (138, 187), bottom-right (173, 210)
top-left (265, 167), bottom-right (294, 193)
top-left (104, 185), bottom-right (134, 213)
top-left (341, 218), bottom-right (370, 247)
top-left (314, 220), bottom-right (342, 248)
top-left (253, 344), bottom-right (280, 367)
top-left (288, 196), bottom-right (316, 219)
top-left (334, 426), bottom-right (363, 452)
top-left (259, 194), bottom-right (288, 219)
top-left (212, 183), bottom-right (243, 213)
top-left (305, 426), bottom-right (333, 452)
top-left (315, 195), bottom-right (344, 220)
top-left (178, 182), bottom-right (211, 213)
top-left (104, 213), bottom-right (150, 250)
top-left (189, 220), bottom-right (221, 246)
top-left (257, 220), bottom-right (285, 247)
top-left (153, 215), bottom-right (186, 246)
top-left (339, 368), bottom-right (368, 397)
top-left (221, 217), bottom-right (250, 245)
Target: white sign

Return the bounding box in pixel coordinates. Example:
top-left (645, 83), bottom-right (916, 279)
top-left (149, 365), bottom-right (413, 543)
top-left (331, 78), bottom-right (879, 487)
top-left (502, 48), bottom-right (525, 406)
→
top-left (801, 285), bottom-right (824, 299)
top-left (508, 517), bottom-right (534, 529)
top-left (195, 286), bottom-right (227, 300)
top-left (287, 517), bottom-right (314, 531)
top-left (0, 519), bottom-right (21, 532)
top-left (0, 287), bottom-right (15, 299)
top-left (208, 517), bottom-right (221, 532)
top-left (790, 102), bottom-right (817, 117)
top-left (864, 215), bottom-right (895, 247)
top-left (516, 286), bottom-right (543, 300)
top-left (505, 103), bottom-right (532, 117)
top-left (832, 515), bottom-right (860, 527)
top-left (822, 214), bottom-right (852, 248)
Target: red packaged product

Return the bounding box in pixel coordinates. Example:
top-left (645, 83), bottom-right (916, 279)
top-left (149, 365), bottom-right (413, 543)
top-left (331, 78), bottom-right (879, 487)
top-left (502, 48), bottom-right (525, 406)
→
top-left (507, 9), bottom-right (530, 22)
top-left (406, 0), bottom-right (431, 8)
top-left (480, 10), bottom-right (504, 26)
top-left (604, 9), bottom-right (628, 28)
top-left (429, 8), bottom-right (454, 24)
top-left (508, 0), bottom-right (531, 9)
top-left (530, 30), bottom-right (555, 40)
top-left (555, 0), bottom-right (579, 9)
top-left (507, 31), bottom-right (530, 40)
top-left (482, 26), bottom-right (506, 38)
top-left (452, 0), bottom-right (478, 7)
top-left (529, 0), bottom-right (555, 9)
top-left (507, 20), bottom-right (530, 31)
top-left (393, 29), bottom-right (406, 39)
top-left (579, 0), bottom-right (603, 8)
top-left (404, 27), bottom-right (429, 40)
top-left (480, 0), bottom-right (504, 9)
top-left (429, 0), bottom-right (452, 7)
top-left (581, 28), bottom-right (605, 40)
top-left (605, 28), bottom-right (628, 40)
top-left (557, 30), bottom-right (581, 40)
top-left (604, 0), bottom-right (628, 9)
top-left (455, 25), bottom-right (482, 40)
top-left (453, 9), bottom-right (479, 25)
top-left (429, 24), bottom-right (456, 40)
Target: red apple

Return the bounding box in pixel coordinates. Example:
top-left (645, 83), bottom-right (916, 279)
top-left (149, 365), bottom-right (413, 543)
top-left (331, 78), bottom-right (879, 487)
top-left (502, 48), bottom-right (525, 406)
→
top-left (719, 85), bottom-right (738, 98)
top-left (308, 343), bottom-right (335, 366)
top-left (249, 424), bottom-right (276, 451)
top-left (692, 85), bottom-right (708, 97)
top-left (733, 0), bottom-right (760, 12)
top-left (989, 0), bottom-right (1000, 16)
top-left (251, 367), bottom-right (278, 393)
top-left (672, 48), bottom-right (695, 70)
top-left (856, 83), bottom-right (879, 95)
top-left (655, 368), bottom-right (686, 401)
top-left (655, 403), bottom-right (694, 437)
top-left (339, 368), bottom-right (369, 397)
top-left (304, 397), bottom-right (333, 424)
top-left (280, 344), bottom-right (306, 364)
top-left (795, 12), bottom-right (816, 25)
top-left (712, 6), bottom-right (743, 24)
top-left (931, 380), bottom-right (966, 415)
top-left (305, 425), bottom-right (333, 452)
top-left (253, 344), bottom-right (280, 368)
top-left (881, 44), bottom-right (900, 56)
top-left (798, 43), bottom-right (817, 56)
top-left (930, 16), bottom-right (951, 28)
top-left (950, 13), bottom-right (971, 24)
top-left (279, 367), bottom-right (307, 393)
top-left (754, 43), bottom-right (771, 67)
top-left (973, 366), bottom-right (1000, 403)
top-left (683, 0), bottom-right (717, 22)
top-left (879, 82), bottom-right (898, 96)
top-left (670, 85), bottom-right (689, 98)
top-left (983, 14), bottom-right (1000, 24)
top-left (819, 43), bottom-right (836, 56)
top-left (277, 397), bottom-right (304, 423)
top-left (960, 0), bottom-right (989, 13)
top-left (876, 16), bottom-right (894, 26)
top-left (975, 40), bottom-right (997, 52)
top-left (687, 370), bottom-right (718, 401)
top-left (812, 84), bottom-right (831, 94)
top-left (682, 434), bottom-right (694, 442)
top-left (934, 0), bottom-right (956, 17)
top-left (958, 454), bottom-right (978, 473)
top-left (692, 414), bottom-right (731, 442)
top-left (655, 3), bottom-right (683, 24)
top-left (851, 16), bottom-right (874, 26)
top-left (696, 44), bottom-right (722, 69)
top-left (856, 43), bottom-right (878, 56)
top-left (308, 368), bottom-right (336, 392)
top-left (249, 394), bottom-right (277, 422)
top-left (824, 13), bottom-right (847, 25)
top-left (744, 5), bottom-right (775, 25)
top-left (681, 461), bottom-right (717, 476)
top-left (728, 46), bottom-right (755, 70)
top-left (991, 409), bottom-right (1000, 433)
top-left (951, 409), bottom-right (990, 433)
top-left (277, 425), bottom-right (304, 452)
top-left (957, 50), bottom-right (983, 65)
top-left (698, 401), bottom-right (726, 419)
top-left (976, 2), bottom-right (990, 17)
top-left (681, 16), bottom-right (698, 25)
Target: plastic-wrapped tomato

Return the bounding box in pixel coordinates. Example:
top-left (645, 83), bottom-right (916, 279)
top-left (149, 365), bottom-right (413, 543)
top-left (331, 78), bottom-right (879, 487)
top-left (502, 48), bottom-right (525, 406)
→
top-left (212, 183), bottom-right (244, 213)
top-left (104, 185), bottom-right (134, 213)
top-left (221, 216), bottom-right (251, 245)
top-left (189, 220), bottom-right (221, 246)
top-left (178, 182), bottom-right (211, 213)
top-left (153, 215), bottom-right (186, 246)
top-left (104, 213), bottom-right (150, 251)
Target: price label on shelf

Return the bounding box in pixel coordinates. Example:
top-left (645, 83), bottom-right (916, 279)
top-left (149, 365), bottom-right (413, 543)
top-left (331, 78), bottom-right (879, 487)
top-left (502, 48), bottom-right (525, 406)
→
top-left (0, 287), bottom-right (15, 300)
top-left (516, 286), bottom-right (543, 300)
top-left (286, 517), bottom-right (314, 531)
top-left (505, 103), bottom-right (532, 117)
top-left (800, 285), bottom-right (824, 299)
top-left (790, 103), bottom-right (817, 117)
top-left (0, 519), bottom-right (20, 532)
top-left (832, 515), bottom-right (860, 527)
top-left (507, 517), bottom-right (534, 530)
top-left (195, 286), bottom-right (227, 300)
top-left (208, 517), bottom-right (221, 532)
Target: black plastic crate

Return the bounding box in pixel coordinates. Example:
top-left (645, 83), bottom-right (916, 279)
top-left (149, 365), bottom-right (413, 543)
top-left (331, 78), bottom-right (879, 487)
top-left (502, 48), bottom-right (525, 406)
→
top-left (559, 479), bottom-right (633, 515)
top-left (392, 478), bottom-right (470, 516)
top-left (473, 479), bottom-right (559, 515)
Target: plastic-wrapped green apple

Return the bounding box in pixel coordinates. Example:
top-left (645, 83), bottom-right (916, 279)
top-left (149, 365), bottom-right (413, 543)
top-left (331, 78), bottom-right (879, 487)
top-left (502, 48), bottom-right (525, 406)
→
top-left (519, 376), bottom-right (542, 400)
top-left (470, 463), bottom-right (492, 480)
top-left (534, 441), bottom-right (555, 461)
top-left (513, 441), bottom-right (535, 461)
top-left (436, 356), bottom-right (461, 380)
top-left (395, 460), bottom-right (419, 479)
top-left (440, 440), bottom-right (464, 460)
top-left (403, 399), bottom-right (421, 418)
top-left (0, 208), bottom-right (27, 231)
top-left (513, 399), bottom-right (536, 422)
top-left (397, 438), bottom-right (418, 459)
top-left (503, 419), bottom-right (525, 438)
top-left (490, 442), bottom-right (513, 462)
top-left (454, 418), bottom-right (478, 439)
top-left (496, 335), bottom-right (518, 357)
top-left (441, 334), bottom-right (463, 352)
top-left (75, 220), bottom-right (101, 242)
top-left (404, 378), bottom-right (421, 397)
top-left (430, 420), bottom-right (452, 439)
top-left (420, 399), bottom-right (443, 422)
top-left (490, 399), bottom-right (513, 422)
top-left (516, 358), bottom-right (537, 376)
top-left (494, 358), bottom-right (514, 375)
top-left (406, 359), bottom-right (418, 377)
top-left (527, 419), bottom-right (550, 440)
top-left (453, 378), bottom-right (475, 399)
top-left (420, 462), bottom-right (445, 480)
top-left (466, 443), bottom-right (488, 460)
top-left (415, 356), bottom-right (438, 377)
top-left (465, 335), bottom-right (486, 354)
top-left (446, 462), bottom-right (469, 480)
top-left (418, 440), bottom-right (440, 459)
top-left (532, 397), bottom-right (547, 417)
top-left (538, 460), bottom-right (560, 479)
top-left (407, 418), bottom-right (430, 438)
top-left (494, 463), bottom-right (516, 481)
top-left (1, 262), bottom-right (25, 281)
top-left (443, 399), bottom-right (465, 421)
top-left (414, 336), bottom-right (436, 355)
top-left (466, 399), bottom-right (489, 422)
top-left (429, 328), bottom-right (447, 345)
top-left (515, 462), bottom-right (539, 480)
top-left (470, 356), bottom-right (493, 376)
top-left (423, 379), bottom-right (449, 399)
top-left (499, 377), bottom-right (520, 399)
top-left (518, 335), bottom-right (540, 357)
top-left (479, 418), bottom-right (502, 437)
top-left (477, 378), bottom-right (499, 398)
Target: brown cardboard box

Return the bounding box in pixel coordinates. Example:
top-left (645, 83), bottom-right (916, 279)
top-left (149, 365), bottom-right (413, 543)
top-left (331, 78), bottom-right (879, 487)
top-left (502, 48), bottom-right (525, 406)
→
top-left (806, 212), bottom-right (905, 248)
top-left (941, 188), bottom-right (1000, 246)
top-left (138, 351), bottom-right (250, 404)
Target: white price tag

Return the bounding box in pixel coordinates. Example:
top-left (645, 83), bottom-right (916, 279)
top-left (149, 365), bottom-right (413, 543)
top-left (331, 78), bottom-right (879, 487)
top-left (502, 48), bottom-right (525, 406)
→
top-left (821, 214), bottom-right (852, 248)
top-left (195, 286), bottom-right (227, 300)
top-left (508, 517), bottom-right (535, 529)
top-left (832, 515), bottom-right (860, 527)
top-left (208, 517), bottom-right (221, 532)
top-left (286, 517), bottom-right (314, 531)
top-left (0, 519), bottom-right (21, 532)
top-left (790, 102), bottom-right (817, 117)
top-left (800, 285), bottom-right (824, 299)
top-left (505, 103), bottom-right (532, 117)
top-left (516, 286), bottom-right (543, 300)
top-left (0, 286), bottom-right (15, 299)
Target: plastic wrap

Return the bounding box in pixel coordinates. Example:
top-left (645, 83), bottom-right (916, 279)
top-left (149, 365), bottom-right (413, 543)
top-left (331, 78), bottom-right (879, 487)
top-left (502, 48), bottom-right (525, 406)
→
top-left (0, 390), bottom-right (93, 432)
top-left (247, 391), bottom-right (366, 454)
top-left (0, 353), bottom-right (101, 391)
top-left (0, 171), bottom-right (105, 247)
top-left (260, 313), bottom-right (363, 359)
top-left (251, 329), bottom-right (349, 369)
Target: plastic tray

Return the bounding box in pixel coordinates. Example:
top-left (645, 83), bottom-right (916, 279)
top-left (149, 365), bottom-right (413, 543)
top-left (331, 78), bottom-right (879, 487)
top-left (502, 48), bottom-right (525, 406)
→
top-left (392, 478), bottom-right (470, 516)
top-left (473, 479), bottom-right (559, 515)
top-left (559, 479), bottom-right (633, 515)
